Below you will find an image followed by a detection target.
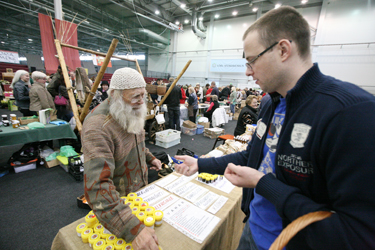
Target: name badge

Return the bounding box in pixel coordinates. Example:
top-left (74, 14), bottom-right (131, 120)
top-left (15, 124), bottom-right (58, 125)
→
top-left (256, 121), bottom-right (267, 140)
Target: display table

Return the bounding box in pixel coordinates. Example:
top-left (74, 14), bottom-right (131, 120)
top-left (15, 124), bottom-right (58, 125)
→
top-left (51, 173), bottom-right (245, 250)
top-left (0, 120), bottom-right (77, 147)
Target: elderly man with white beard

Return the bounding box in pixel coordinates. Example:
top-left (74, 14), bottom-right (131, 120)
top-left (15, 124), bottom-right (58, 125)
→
top-left (81, 67), bottom-right (162, 250)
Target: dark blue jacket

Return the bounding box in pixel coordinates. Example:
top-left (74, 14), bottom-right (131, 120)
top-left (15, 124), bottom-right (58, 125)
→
top-left (13, 80), bottom-right (30, 109)
top-left (198, 64), bottom-right (375, 249)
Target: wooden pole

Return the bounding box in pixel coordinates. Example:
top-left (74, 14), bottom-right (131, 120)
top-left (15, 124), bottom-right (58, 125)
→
top-left (54, 39), bottom-right (83, 132)
top-left (60, 43), bottom-right (135, 62)
top-left (79, 38), bottom-right (119, 123)
top-left (158, 60), bottom-right (192, 107)
top-left (135, 59), bottom-right (143, 76)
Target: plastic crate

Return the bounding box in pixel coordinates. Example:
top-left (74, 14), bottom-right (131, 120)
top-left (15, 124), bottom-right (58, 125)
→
top-left (155, 138), bottom-right (181, 148)
top-left (196, 124), bottom-right (204, 134)
top-left (155, 129), bottom-right (181, 143)
top-left (181, 126), bottom-right (197, 136)
top-left (13, 162), bottom-right (37, 173)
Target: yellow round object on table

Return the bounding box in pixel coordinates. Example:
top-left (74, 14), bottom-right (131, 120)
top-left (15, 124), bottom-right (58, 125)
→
top-left (106, 234), bottom-right (117, 245)
top-left (127, 193), bottom-right (137, 201)
top-left (102, 244), bottom-right (115, 250)
top-left (124, 243), bottom-right (133, 250)
top-left (93, 239), bottom-right (106, 250)
top-left (85, 212), bottom-right (98, 228)
top-left (133, 197), bottom-right (143, 206)
top-left (136, 211), bottom-right (146, 223)
top-left (145, 206), bottom-right (155, 216)
top-left (81, 228), bottom-right (93, 243)
top-left (154, 210), bottom-right (164, 227)
top-left (131, 206), bottom-right (139, 215)
top-left (139, 202), bottom-right (148, 211)
top-left (89, 233), bottom-right (101, 248)
top-left (125, 201), bottom-right (133, 207)
top-left (94, 224), bottom-right (105, 234)
top-left (114, 238), bottom-right (126, 250)
top-left (144, 216), bottom-right (155, 228)
top-left (76, 223), bottom-right (88, 237)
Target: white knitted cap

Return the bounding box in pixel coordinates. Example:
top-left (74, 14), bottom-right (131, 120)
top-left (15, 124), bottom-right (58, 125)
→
top-left (109, 67), bottom-right (146, 90)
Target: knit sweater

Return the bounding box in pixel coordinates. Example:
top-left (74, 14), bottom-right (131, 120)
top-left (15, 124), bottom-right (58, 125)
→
top-left (198, 64), bottom-right (375, 249)
top-left (81, 99), bottom-right (156, 243)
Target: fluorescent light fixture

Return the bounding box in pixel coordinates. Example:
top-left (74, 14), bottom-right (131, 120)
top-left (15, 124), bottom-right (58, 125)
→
top-left (28, 39), bottom-right (33, 41)
top-left (180, 3), bottom-right (186, 8)
top-left (155, 10), bottom-right (160, 15)
top-left (104, 28), bottom-right (109, 31)
top-left (232, 11), bottom-right (238, 16)
top-left (97, 49), bottom-right (100, 52)
top-left (301, 0), bottom-right (308, 4)
top-left (198, 17), bottom-right (203, 21)
top-left (208, 0), bottom-right (213, 2)
top-left (275, 3), bottom-right (281, 9)
top-left (252, 7), bottom-right (258, 12)
top-left (184, 19), bottom-right (189, 24)
top-left (19, 57), bottom-right (27, 61)
top-left (84, 20), bottom-right (90, 24)
top-left (1, 41), bottom-right (4, 44)
top-left (214, 14), bottom-right (219, 18)
top-left (175, 21), bottom-right (180, 25)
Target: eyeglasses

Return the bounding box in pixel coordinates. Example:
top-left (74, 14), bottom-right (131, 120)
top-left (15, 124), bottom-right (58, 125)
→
top-left (245, 41), bottom-right (279, 71)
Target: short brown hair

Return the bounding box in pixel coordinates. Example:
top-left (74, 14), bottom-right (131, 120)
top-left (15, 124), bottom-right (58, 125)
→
top-left (243, 6), bottom-right (311, 60)
top-left (246, 95), bottom-right (257, 106)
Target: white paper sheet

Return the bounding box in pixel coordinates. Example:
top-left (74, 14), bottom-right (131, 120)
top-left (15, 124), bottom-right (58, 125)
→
top-left (152, 194), bottom-right (180, 211)
top-left (163, 199), bottom-right (221, 243)
top-left (164, 173), bottom-right (198, 192)
top-left (155, 174), bottom-right (178, 188)
top-left (136, 184), bottom-right (161, 198)
top-left (207, 196), bottom-right (228, 214)
top-left (196, 176), bottom-right (235, 194)
top-left (173, 182), bottom-right (200, 198)
top-left (143, 189), bottom-right (170, 205)
top-left (194, 191), bottom-right (220, 210)
top-left (184, 185), bottom-right (210, 203)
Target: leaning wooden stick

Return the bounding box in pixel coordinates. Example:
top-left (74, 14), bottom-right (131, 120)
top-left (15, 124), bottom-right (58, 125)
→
top-left (135, 59), bottom-right (143, 76)
top-left (54, 39), bottom-right (83, 132)
top-left (158, 60), bottom-right (192, 107)
top-left (79, 38), bottom-right (118, 123)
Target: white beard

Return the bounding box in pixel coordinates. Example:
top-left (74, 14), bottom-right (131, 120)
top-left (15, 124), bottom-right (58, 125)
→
top-left (109, 98), bottom-right (146, 134)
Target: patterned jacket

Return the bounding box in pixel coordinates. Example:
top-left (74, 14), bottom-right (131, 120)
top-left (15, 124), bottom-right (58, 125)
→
top-left (81, 99), bottom-right (156, 242)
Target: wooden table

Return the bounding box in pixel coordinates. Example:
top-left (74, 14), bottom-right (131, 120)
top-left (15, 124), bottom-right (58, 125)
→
top-left (51, 173), bottom-right (245, 250)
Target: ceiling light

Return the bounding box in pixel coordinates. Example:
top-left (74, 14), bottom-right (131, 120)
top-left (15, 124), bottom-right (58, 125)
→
top-left (97, 49), bottom-right (100, 52)
top-left (104, 28), bottom-right (109, 31)
top-left (275, 3), bottom-right (281, 9)
top-left (155, 10), bottom-right (160, 15)
top-left (175, 21), bottom-right (180, 25)
top-left (252, 7), bottom-right (258, 12)
top-left (184, 19), bottom-right (189, 24)
top-left (301, 0), bottom-right (308, 4)
top-left (180, 3), bottom-right (186, 8)
top-left (215, 14), bottom-right (219, 19)
top-left (208, 0), bottom-right (213, 2)
top-left (28, 39), bottom-right (33, 41)
top-left (232, 11), bottom-right (238, 16)
top-left (198, 17), bottom-right (203, 21)
top-left (84, 20), bottom-right (90, 24)
top-left (1, 41), bottom-right (5, 44)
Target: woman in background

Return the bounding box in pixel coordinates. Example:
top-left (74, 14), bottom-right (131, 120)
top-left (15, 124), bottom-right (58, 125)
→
top-left (187, 86), bottom-right (198, 123)
top-left (234, 95), bottom-right (259, 136)
top-left (204, 94), bottom-right (219, 123)
top-left (29, 71), bottom-right (55, 112)
top-left (11, 70), bottom-right (34, 116)
top-left (229, 86), bottom-right (237, 114)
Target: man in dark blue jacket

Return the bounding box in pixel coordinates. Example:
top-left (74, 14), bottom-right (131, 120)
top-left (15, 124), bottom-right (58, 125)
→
top-left (175, 6), bottom-right (375, 250)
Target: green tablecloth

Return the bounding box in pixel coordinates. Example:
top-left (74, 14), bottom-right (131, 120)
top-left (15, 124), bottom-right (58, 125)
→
top-left (0, 120), bottom-right (77, 147)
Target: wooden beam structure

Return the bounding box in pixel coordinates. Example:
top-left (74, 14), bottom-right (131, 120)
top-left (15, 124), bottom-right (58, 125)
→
top-left (54, 39), bottom-right (83, 132)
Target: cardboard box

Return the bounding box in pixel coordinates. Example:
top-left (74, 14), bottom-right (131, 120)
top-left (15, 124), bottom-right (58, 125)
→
top-left (20, 116), bottom-right (39, 125)
top-left (198, 122), bottom-right (210, 129)
top-left (182, 120), bottom-right (197, 129)
top-left (233, 113), bottom-right (239, 120)
top-left (42, 158), bottom-right (60, 168)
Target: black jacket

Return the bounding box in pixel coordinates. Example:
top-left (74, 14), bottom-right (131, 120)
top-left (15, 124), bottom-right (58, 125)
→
top-left (164, 83), bottom-right (182, 107)
top-left (13, 80), bottom-right (30, 109)
top-left (234, 105), bottom-right (258, 136)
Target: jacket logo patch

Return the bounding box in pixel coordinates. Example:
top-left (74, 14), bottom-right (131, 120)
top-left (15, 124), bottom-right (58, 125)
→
top-left (290, 123), bottom-right (311, 148)
top-left (256, 120), bottom-right (267, 140)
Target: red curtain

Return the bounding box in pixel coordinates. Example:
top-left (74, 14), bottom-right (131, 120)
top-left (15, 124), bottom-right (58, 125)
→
top-left (38, 13), bottom-right (81, 74)
top-left (55, 19), bottom-right (81, 72)
top-left (38, 13), bottom-right (59, 74)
